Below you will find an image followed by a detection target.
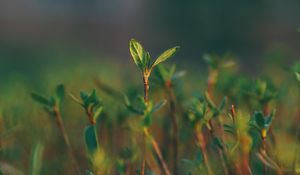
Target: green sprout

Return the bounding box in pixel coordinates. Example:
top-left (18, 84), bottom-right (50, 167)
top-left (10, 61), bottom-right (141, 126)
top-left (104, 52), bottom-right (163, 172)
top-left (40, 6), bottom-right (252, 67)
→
top-left (31, 84), bottom-right (81, 175)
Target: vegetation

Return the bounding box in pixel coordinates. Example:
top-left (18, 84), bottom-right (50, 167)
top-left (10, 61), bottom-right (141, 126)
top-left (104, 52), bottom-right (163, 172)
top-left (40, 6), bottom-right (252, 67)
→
top-left (0, 39), bottom-right (299, 175)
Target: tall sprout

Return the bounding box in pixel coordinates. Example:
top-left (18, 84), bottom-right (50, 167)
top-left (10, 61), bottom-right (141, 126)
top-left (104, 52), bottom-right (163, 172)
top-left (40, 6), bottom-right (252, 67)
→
top-left (128, 39), bottom-right (179, 175)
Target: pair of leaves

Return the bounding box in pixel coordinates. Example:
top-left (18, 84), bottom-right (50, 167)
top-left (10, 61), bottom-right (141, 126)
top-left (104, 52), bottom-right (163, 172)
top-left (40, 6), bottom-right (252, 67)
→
top-left (70, 89), bottom-right (103, 123)
top-left (31, 84), bottom-right (65, 115)
top-left (129, 39), bottom-right (179, 76)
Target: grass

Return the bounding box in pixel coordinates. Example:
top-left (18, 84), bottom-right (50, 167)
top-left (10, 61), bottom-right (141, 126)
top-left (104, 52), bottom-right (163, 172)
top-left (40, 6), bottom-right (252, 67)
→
top-left (0, 39), bottom-right (299, 175)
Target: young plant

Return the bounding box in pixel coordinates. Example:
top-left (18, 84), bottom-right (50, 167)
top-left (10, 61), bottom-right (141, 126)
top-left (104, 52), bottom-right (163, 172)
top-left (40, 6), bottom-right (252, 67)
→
top-left (188, 94), bottom-right (228, 175)
top-left (224, 105), bottom-right (252, 175)
top-left (70, 89), bottom-right (105, 174)
top-left (70, 89), bottom-right (102, 154)
top-left (129, 38), bottom-right (179, 175)
top-left (252, 110), bottom-right (281, 173)
top-left (31, 84), bottom-right (81, 175)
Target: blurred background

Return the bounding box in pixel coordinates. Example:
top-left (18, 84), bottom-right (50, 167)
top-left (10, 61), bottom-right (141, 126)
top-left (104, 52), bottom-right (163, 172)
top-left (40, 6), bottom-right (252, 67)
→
top-left (0, 0), bottom-right (300, 80)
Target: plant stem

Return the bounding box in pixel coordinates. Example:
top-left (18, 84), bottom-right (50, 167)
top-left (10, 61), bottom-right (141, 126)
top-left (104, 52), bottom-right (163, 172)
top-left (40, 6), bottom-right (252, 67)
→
top-left (166, 81), bottom-right (179, 175)
top-left (140, 74), bottom-right (149, 175)
top-left (195, 125), bottom-right (213, 175)
top-left (143, 75), bottom-right (149, 103)
top-left (53, 107), bottom-right (81, 175)
top-left (144, 128), bottom-right (171, 175)
top-left (142, 74), bottom-right (170, 175)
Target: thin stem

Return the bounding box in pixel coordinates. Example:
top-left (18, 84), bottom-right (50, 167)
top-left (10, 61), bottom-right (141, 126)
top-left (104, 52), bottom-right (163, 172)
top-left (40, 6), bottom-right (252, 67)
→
top-left (195, 125), bottom-right (213, 175)
top-left (140, 74), bottom-right (149, 175)
top-left (143, 75), bottom-right (149, 103)
top-left (53, 107), bottom-right (81, 175)
top-left (166, 81), bottom-right (179, 175)
top-left (144, 128), bottom-right (171, 175)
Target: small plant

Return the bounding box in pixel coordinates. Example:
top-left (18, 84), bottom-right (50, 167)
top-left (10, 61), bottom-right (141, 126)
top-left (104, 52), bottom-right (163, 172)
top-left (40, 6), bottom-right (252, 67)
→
top-left (129, 38), bottom-right (179, 175)
top-left (70, 89), bottom-right (106, 174)
top-left (31, 84), bottom-right (81, 175)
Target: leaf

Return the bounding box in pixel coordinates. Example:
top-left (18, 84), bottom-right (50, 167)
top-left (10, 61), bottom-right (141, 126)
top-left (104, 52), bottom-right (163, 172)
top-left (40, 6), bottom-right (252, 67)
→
top-left (195, 150), bottom-right (203, 165)
top-left (295, 72), bottom-right (300, 82)
top-left (30, 142), bottom-right (44, 175)
top-left (93, 106), bottom-right (103, 122)
top-left (204, 92), bottom-right (217, 110)
top-left (171, 71), bottom-right (186, 81)
top-left (218, 96), bottom-right (227, 111)
top-left (151, 46), bottom-right (180, 68)
top-left (55, 84), bottom-right (65, 102)
top-left (69, 93), bottom-right (83, 106)
top-left (265, 109), bottom-right (276, 128)
top-left (129, 39), bottom-right (144, 70)
top-left (143, 113), bottom-right (152, 127)
top-left (31, 93), bottom-right (51, 107)
top-left (84, 125), bottom-right (99, 156)
top-left (85, 171), bottom-right (94, 175)
top-left (80, 91), bottom-right (89, 103)
top-left (151, 99), bottom-right (167, 113)
top-left (213, 137), bottom-right (224, 150)
top-left (254, 111), bottom-right (265, 128)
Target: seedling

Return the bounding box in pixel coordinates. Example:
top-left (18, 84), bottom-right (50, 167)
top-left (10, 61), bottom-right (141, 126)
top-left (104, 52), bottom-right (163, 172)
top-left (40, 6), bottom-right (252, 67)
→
top-left (70, 89), bottom-right (104, 173)
top-left (31, 84), bottom-right (81, 175)
top-left (129, 39), bottom-right (179, 175)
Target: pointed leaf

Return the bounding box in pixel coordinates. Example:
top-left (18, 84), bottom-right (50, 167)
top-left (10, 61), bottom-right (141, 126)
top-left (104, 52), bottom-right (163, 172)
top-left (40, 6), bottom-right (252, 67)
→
top-left (151, 99), bottom-right (167, 113)
top-left (93, 106), bottom-right (103, 121)
top-left (143, 113), bottom-right (152, 127)
top-left (31, 93), bottom-right (51, 107)
top-left (129, 39), bottom-right (144, 70)
top-left (295, 72), bottom-right (300, 82)
top-left (152, 46), bottom-right (180, 68)
top-left (30, 142), bottom-right (44, 175)
top-left (55, 84), bottom-right (65, 102)
top-left (69, 93), bottom-right (83, 106)
top-left (205, 92), bottom-right (217, 110)
top-left (254, 111), bottom-right (265, 128)
top-left (84, 125), bottom-right (99, 156)
top-left (218, 96), bottom-right (227, 111)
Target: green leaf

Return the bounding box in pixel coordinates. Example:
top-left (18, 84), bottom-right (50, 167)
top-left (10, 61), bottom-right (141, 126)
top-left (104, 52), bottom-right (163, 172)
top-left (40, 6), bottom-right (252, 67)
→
top-left (151, 99), bottom-right (167, 113)
top-left (295, 72), bottom-right (300, 82)
top-left (84, 125), bottom-right (99, 156)
top-left (204, 92), bottom-right (217, 110)
top-left (254, 111), bottom-right (265, 128)
top-left (151, 46), bottom-right (180, 68)
top-left (129, 39), bottom-right (144, 70)
top-left (93, 106), bottom-right (103, 122)
top-left (31, 93), bottom-right (51, 107)
top-left (80, 91), bottom-right (89, 103)
top-left (218, 96), bottom-right (227, 111)
top-left (143, 113), bottom-right (152, 127)
top-left (85, 170), bottom-right (94, 175)
top-left (30, 142), bottom-right (44, 175)
top-left (55, 84), bottom-right (65, 102)
top-left (69, 93), bottom-right (83, 106)
top-left (213, 137), bottom-right (224, 150)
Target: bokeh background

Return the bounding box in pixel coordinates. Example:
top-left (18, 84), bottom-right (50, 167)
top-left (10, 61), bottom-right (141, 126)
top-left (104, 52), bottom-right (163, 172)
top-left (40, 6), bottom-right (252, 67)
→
top-left (1, 0), bottom-right (300, 81)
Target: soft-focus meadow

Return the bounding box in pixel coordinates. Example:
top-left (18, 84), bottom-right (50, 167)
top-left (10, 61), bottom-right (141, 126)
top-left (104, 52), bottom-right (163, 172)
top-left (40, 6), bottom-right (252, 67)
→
top-left (0, 38), bottom-right (299, 175)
